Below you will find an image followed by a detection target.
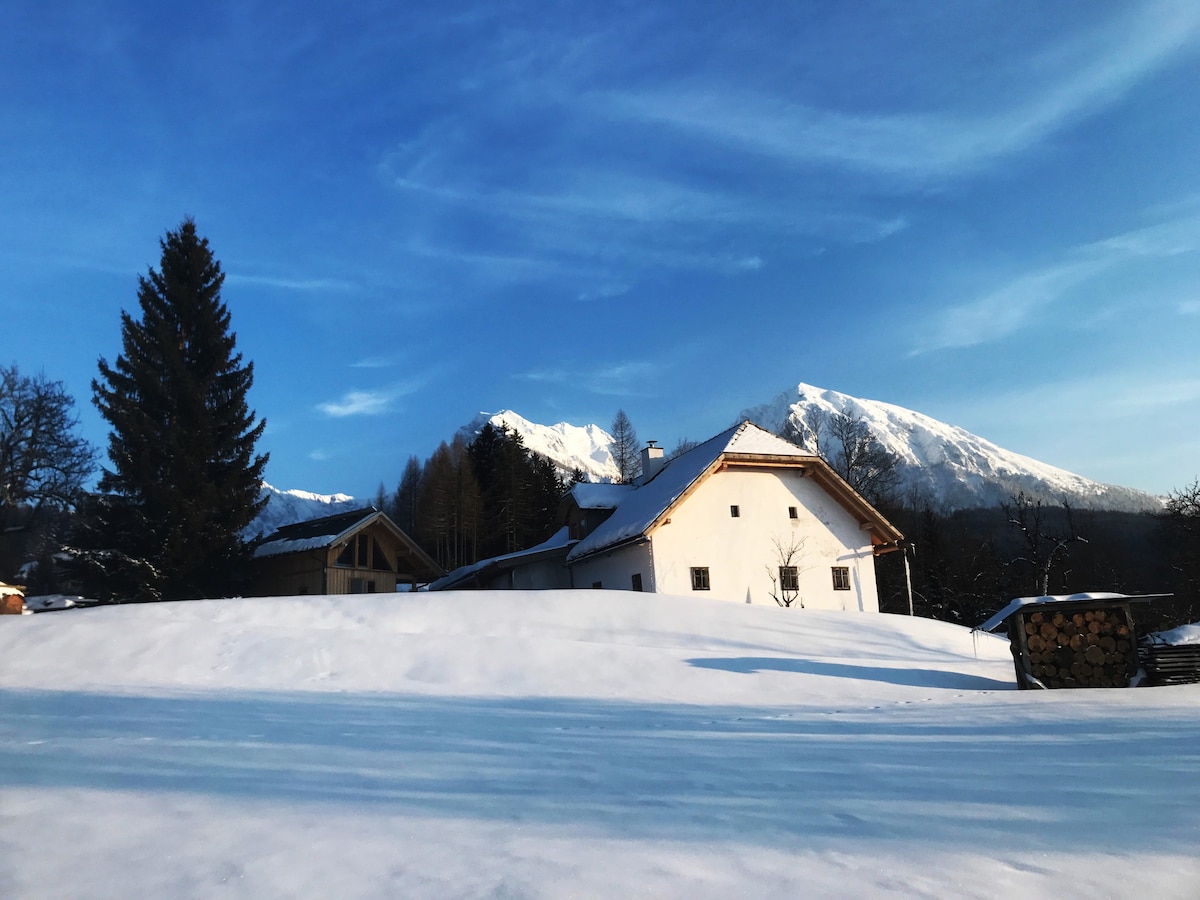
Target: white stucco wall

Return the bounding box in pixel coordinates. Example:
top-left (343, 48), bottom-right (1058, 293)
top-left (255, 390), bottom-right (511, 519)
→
top-left (646, 468), bottom-right (880, 611)
top-left (510, 557), bottom-right (574, 590)
top-left (569, 542), bottom-right (655, 593)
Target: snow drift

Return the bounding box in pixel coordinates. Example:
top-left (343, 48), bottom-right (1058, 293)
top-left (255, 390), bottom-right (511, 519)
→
top-left (2, 592), bottom-right (1198, 898)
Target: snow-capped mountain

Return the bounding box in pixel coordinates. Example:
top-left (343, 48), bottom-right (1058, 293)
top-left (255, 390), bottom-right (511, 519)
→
top-left (251, 386), bottom-right (1160, 535)
top-left (245, 483), bottom-right (361, 539)
top-left (739, 383), bottom-right (1161, 512)
top-left (458, 410), bottom-right (620, 483)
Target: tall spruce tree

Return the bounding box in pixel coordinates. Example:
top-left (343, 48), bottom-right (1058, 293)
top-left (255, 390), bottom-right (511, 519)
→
top-left (86, 218), bottom-right (268, 601)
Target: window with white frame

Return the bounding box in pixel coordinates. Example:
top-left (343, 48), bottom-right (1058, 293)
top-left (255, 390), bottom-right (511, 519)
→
top-left (691, 567), bottom-right (710, 591)
top-left (831, 566), bottom-right (851, 590)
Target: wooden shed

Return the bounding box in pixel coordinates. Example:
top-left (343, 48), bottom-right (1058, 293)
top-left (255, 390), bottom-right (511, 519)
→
top-left (249, 508), bottom-right (443, 596)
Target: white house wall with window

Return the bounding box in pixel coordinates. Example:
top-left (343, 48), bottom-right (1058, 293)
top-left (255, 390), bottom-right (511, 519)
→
top-left (565, 421), bottom-right (903, 611)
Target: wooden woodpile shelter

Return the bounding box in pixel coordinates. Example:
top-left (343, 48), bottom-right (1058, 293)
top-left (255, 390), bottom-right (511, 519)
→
top-left (977, 592), bottom-right (1170, 690)
top-left (1010, 604), bottom-right (1137, 689)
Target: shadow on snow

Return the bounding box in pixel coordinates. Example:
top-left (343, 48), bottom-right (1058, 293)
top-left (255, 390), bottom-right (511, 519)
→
top-left (686, 656), bottom-right (1013, 690)
top-left (2, 688), bottom-right (1199, 853)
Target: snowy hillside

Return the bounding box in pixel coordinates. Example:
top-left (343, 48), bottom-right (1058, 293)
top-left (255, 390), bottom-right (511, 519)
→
top-left (459, 409), bottom-right (619, 482)
top-left (245, 482), bottom-right (360, 539)
top-left (2, 592), bottom-right (1198, 898)
top-left (740, 383), bottom-right (1162, 512)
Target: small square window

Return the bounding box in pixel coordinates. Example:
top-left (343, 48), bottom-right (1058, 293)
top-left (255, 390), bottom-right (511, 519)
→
top-left (832, 566), bottom-right (851, 591)
top-left (631, 573), bottom-right (643, 592)
top-left (788, 506), bottom-right (798, 519)
top-left (730, 505), bottom-right (740, 517)
top-left (691, 567), bottom-right (710, 591)
top-left (779, 566), bottom-right (799, 592)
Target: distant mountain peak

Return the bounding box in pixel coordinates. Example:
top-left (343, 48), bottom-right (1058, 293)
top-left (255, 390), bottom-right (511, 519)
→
top-left (740, 383), bottom-right (1162, 513)
top-left (459, 410), bottom-right (619, 483)
top-left (245, 482), bottom-right (360, 539)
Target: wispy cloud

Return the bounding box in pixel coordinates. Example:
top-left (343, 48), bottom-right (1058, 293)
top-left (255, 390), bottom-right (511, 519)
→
top-left (379, 119), bottom-right (901, 284)
top-left (350, 355), bottom-right (403, 369)
top-left (519, 360), bottom-right (660, 396)
top-left (593, 1), bottom-right (1200, 183)
top-left (913, 259), bottom-right (1106, 354)
top-left (316, 380), bottom-right (424, 418)
top-left (914, 212), bottom-right (1200, 353)
top-left (576, 283), bottom-right (631, 303)
top-left (226, 273), bottom-right (357, 293)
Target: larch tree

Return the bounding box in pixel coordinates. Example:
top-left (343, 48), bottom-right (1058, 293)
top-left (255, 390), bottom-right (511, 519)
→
top-left (82, 218), bottom-right (268, 601)
top-left (610, 409), bottom-right (640, 484)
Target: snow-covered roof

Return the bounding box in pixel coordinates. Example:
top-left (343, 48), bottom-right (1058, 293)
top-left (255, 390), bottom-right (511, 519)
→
top-left (564, 482), bottom-right (633, 510)
top-left (428, 527), bottom-right (575, 591)
top-left (975, 592), bottom-right (1172, 634)
top-left (1147, 622), bottom-right (1200, 646)
top-left (566, 421), bottom-right (880, 564)
top-left (252, 507), bottom-right (380, 559)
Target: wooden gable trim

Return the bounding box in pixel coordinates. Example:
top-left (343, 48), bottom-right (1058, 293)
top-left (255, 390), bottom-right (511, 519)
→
top-left (715, 453), bottom-right (904, 551)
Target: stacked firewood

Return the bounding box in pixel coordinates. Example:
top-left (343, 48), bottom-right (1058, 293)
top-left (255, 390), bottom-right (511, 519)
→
top-left (1019, 607), bottom-right (1137, 688)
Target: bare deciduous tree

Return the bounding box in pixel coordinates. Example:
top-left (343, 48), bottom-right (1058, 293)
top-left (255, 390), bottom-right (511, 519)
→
top-left (1163, 479), bottom-right (1200, 601)
top-left (1002, 491), bottom-right (1087, 595)
top-left (765, 534), bottom-right (810, 608)
top-left (784, 408), bottom-right (900, 506)
top-left (0, 363), bottom-right (96, 531)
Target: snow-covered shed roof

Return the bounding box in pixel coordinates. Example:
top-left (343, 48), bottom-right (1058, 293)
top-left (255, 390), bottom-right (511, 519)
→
top-left (427, 527), bottom-right (575, 591)
top-left (974, 592), bottom-right (1173, 634)
top-left (566, 421), bottom-right (902, 564)
top-left (252, 507), bottom-right (383, 559)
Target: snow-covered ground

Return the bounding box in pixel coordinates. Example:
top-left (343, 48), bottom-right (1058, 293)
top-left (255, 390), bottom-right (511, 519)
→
top-left (1, 592), bottom-right (1198, 898)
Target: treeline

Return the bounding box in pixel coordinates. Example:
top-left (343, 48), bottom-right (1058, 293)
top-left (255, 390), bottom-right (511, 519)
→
top-left (381, 423), bottom-right (577, 571)
top-left (873, 496), bottom-right (1197, 633)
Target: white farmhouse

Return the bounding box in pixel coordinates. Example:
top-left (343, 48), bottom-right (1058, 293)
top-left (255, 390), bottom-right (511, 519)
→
top-left (433, 421), bottom-right (903, 611)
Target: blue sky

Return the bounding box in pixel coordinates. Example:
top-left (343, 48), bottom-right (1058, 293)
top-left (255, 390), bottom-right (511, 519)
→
top-left (3, 0), bottom-right (1199, 499)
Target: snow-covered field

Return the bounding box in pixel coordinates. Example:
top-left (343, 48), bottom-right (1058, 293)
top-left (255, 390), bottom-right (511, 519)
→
top-left (2, 592), bottom-right (1198, 898)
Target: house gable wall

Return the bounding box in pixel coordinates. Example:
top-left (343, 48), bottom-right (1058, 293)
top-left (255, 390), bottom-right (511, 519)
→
top-left (646, 466), bottom-right (879, 610)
